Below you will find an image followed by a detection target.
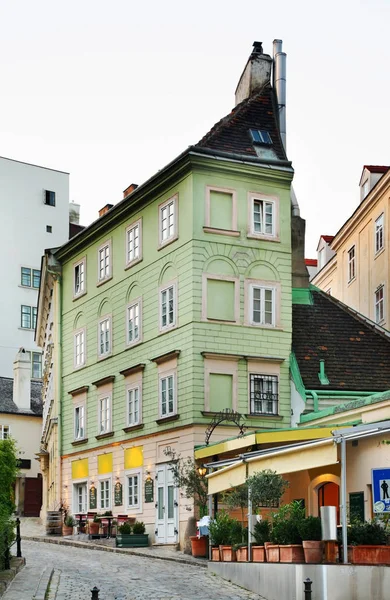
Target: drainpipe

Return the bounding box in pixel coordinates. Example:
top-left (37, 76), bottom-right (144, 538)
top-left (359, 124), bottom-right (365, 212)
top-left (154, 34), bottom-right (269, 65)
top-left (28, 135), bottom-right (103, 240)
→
top-left (308, 391), bottom-right (319, 412)
top-left (208, 493), bottom-right (213, 560)
top-left (248, 485), bottom-right (252, 562)
top-left (339, 437), bottom-right (348, 564)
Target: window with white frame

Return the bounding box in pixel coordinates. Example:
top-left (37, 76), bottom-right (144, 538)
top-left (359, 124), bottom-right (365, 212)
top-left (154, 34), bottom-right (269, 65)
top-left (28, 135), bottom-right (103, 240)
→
top-left (74, 258), bottom-right (86, 297)
top-left (159, 195), bottom-right (177, 246)
top-left (249, 374), bottom-right (279, 415)
top-left (21, 267), bottom-right (41, 289)
top-left (249, 195), bottom-right (277, 238)
top-left (98, 395), bottom-right (111, 434)
top-left (126, 220), bottom-right (142, 266)
top-left (126, 471), bottom-right (141, 510)
top-left (159, 374), bottom-right (175, 417)
top-left (375, 214), bottom-right (384, 253)
top-left (98, 241), bottom-right (111, 282)
top-left (348, 246), bottom-right (356, 282)
top-left (99, 479), bottom-right (111, 510)
top-left (21, 306), bottom-right (37, 329)
top-left (249, 285), bottom-right (276, 327)
top-left (74, 404), bottom-right (85, 440)
top-left (375, 286), bottom-right (385, 323)
top-left (73, 482), bottom-right (87, 513)
top-left (25, 351), bottom-right (42, 378)
top-left (127, 300), bottom-right (141, 345)
top-left (74, 329), bottom-right (86, 368)
top-left (127, 386), bottom-right (140, 426)
top-left (160, 284), bottom-right (176, 331)
top-left (0, 425), bottom-right (10, 440)
top-left (98, 317), bottom-right (111, 358)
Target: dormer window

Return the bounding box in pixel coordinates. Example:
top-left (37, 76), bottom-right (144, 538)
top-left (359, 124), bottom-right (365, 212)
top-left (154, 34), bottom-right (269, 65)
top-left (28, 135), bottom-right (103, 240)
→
top-left (250, 129), bottom-right (272, 145)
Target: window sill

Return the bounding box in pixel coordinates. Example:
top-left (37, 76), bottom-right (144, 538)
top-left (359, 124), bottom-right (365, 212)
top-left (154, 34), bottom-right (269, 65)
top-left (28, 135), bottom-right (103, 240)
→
top-left (73, 363), bottom-right (87, 371)
top-left (125, 257), bottom-right (143, 271)
top-left (203, 226), bottom-right (240, 237)
top-left (97, 353), bottom-right (113, 362)
top-left (158, 235), bottom-right (178, 251)
top-left (247, 233), bottom-right (280, 243)
top-left (18, 327), bottom-right (35, 332)
top-left (125, 339), bottom-right (143, 350)
top-left (19, 285), bottom-right (40, 290)
top-left (204, 318), bottom-right (239, 325)
top-left (245, 413), bottom-right (284, 420)
top-left (158, 324), bottom-right (178, 336)
top-left (123, 424), bottom-right (144, 434)
top-left (97, 275), bottom-right (113, 288)
top-left (73, 291), bottom-right (87, 301)
top-left (156, 414), bottom-right (180, 425)
top-left (95, 431), bottom-right (115, 440)
top-left (72, 438), bottom-right (88, 446)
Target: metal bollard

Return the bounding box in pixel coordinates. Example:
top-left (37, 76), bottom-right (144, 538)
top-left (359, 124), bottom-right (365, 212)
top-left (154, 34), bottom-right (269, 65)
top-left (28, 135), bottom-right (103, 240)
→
top-left (91, 586), bottom-right (100, 599)
top-left (304, 578), bottom-right (312, 600)
top-left (16, 518), bottom-right (22, 558)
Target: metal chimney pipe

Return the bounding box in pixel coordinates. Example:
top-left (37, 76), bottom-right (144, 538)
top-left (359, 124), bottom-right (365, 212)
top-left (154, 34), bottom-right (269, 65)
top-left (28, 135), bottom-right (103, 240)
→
top-left (274, 51), bottom-right (287, 152)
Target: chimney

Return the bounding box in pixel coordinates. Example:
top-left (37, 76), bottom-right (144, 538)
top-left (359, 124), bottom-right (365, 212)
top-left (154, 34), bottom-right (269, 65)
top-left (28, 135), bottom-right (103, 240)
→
top-left (98, 204), bottom-right (114, 218)
top-left (123, 183), bottom-right (138, 199)
top-left (13, 348), bottom-right (31, 411)
top-left (235, 41), bottom-right (273, 106)
top-left (69, 201), bottom-right (80, 225)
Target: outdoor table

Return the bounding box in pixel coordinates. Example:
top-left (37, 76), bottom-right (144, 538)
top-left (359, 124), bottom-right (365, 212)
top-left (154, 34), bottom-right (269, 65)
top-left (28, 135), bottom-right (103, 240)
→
top-left (75, 513), bottom-right (87, 534)
top-left (98, 515), bottom-right (114, 538)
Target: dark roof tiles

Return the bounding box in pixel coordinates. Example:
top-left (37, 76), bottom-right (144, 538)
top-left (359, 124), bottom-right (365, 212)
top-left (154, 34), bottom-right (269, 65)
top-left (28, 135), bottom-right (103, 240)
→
top-left (0, 377), bottom-right (43, 416)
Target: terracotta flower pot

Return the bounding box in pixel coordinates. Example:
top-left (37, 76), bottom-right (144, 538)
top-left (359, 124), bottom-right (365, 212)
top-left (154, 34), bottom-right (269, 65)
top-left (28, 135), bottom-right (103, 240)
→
top-left (265, 542), bottom-right (279, 562)
top-left (219, 545), bottom-right (236, 561)
top-left (302, 540), bottom-right (324, 564)
top-left (190, 536), bottom-right (208, 558)
top-left (349, 545), bottom-right (390, 565)
top-left (62, 525), bottom-right (73, 536)
top-left (89, 522), bottom-right (100, 535)
top-left (279, 544), bottom-right (305, 563)
top-left (252, 546), bottom-right (265, 562)
top-left (211, 547), bottom-right (220, 561)
top-left (236, 547), bottom-right (248, 562)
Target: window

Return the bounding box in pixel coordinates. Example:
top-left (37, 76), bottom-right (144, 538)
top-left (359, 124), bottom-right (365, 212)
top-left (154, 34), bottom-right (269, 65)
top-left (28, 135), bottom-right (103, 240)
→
top-left (0, 425), bottom-right (9, 440)
top-left (74, 329), bottom-right (86, 368)
top-left (249, 285), bottom-right (276, 327)
top-left (74, 483), bottom-right (87, 513)
top-left (98, 396), bottom-right (111, 434)
top-left (250, 129), bottom-right (273, 145)
top-left (159, 374), bottom-right (175, 417)
top-left (74, 405), bottom-right (85, 440)
top-left (21, 306), bottom-right (37, 329)
top-left (160, 284), bottom-right (176, 331)
top-left (250, 374), bottom-right (279, 415)
top-left (248, 193), bottom-right (279, 239)
top-left (98, 317), bottom-right (111, 358)
top-left (99, 479), bottom-right (111, 510)
top-left (21, 268), bottom-right (40, 288)
top-left (159, 195), bottom-right (178, 247)
top-left (204, 186), bottom-right (237, 233)
top-left (44, 190), bottom-right (56, 206)
top-left (126, 472), bottom-right (141, 510)
top-left (46, 225), bottom-right (52, 233)
top-left (21, 267), bottom-right (31, 287)
top-left (375, 286), bottom-right (384, 323)
top-left (127, 386), bottom-right (140, 426)
top-left (375, 214), bottom-right (384, 253)
top-left (126, 219), bottom-right (142, 267)
top-left (98, 241), bottom-right (111, 283)
top-left (348, 246), bottom-right (356, 282)
top-left (74, 259), bottom-right (86, 297)
top-left (25, 351), bottom-right (42, 378)
top-left (127, 300), bottom-right (141, 345)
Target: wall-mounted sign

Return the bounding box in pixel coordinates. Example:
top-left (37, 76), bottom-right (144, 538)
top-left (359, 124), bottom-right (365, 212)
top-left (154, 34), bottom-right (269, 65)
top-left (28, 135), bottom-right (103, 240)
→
top-left (89, 485), bottom-right (97, 510)
top-left (372, 468), bottom-right (390, 513)
top-left (145, 479), bottom-right (154, 503)
top-left (114, 482), bottom-right (123, 506)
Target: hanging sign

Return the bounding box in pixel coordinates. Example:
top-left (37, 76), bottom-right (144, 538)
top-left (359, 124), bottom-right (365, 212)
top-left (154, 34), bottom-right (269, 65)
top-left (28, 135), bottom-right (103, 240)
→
top-left (114, 482), bottom-right (123, 506)
top-left (145, 478), bottom-right (154, 503)
top-left (89, 485), bottom-right (97, 510)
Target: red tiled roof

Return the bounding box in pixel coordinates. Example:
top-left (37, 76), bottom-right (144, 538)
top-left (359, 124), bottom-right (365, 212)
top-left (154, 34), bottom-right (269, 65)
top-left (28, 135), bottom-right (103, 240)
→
top-left (320, 235), bottom-right (334, 244)
top-left (305, 258), bottom-right (317, 266)
top-left (363, 165), bottom-right (389, 174)
top-left (195, 83), bottom-right (286, 161)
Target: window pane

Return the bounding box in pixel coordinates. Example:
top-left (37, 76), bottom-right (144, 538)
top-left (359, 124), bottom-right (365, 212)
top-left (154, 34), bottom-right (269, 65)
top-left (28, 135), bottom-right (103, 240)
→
top-left (21, 306), bottom-right (31, 328)
top-left (158, 486), bottom-right (164, 519)
top-left (21, 268), bottom-right (31, 287)
top-left (32, 270), bottom-right (41, 288)
top-left (32, 352), bottom-right (42, 378)
top-left (250, 374), bottom-right (278, 414)
top-left (168, 485), bottom-right (174, 519)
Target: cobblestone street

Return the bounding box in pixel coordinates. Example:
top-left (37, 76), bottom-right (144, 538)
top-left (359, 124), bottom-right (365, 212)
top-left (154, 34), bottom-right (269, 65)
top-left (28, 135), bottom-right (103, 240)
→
top-left (4, 541), bottom-right (263, 600)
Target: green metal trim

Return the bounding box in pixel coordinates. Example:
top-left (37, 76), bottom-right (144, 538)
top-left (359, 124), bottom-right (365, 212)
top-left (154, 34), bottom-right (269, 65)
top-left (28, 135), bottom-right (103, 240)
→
top-left (289, 352), bottom-right (306, 401)
top-left (300, 388), bottom-right (390, 423)
top-left (292, 288), bottom-right (313, 305)
top-left (318, 359), bottom-right (329, 386)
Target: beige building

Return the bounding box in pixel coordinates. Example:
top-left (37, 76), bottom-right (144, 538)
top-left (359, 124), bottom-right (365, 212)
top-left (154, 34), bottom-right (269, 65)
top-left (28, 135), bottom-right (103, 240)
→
top-left (313, 165), bottom-right (390, 326)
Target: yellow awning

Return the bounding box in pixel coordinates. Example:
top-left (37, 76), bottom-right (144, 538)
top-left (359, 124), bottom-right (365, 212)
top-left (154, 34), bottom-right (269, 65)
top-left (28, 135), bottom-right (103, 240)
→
top-left (207, 461), bottom-right (246, 495)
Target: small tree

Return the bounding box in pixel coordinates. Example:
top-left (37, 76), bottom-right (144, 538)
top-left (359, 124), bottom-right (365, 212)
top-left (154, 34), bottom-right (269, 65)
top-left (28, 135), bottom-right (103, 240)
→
top-left (222, 483), bottom-right (249, 543)
top-left (247, 469), bottom-right (288, 512)
top-left (0, 438), bottom-right (19, 569)
top-left (164, 449), bottom-right (208, 517)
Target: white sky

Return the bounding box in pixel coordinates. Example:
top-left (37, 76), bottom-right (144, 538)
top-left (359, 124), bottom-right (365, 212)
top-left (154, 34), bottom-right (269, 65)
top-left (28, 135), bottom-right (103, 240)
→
top-left (1, 0), bottom-right (389, 256)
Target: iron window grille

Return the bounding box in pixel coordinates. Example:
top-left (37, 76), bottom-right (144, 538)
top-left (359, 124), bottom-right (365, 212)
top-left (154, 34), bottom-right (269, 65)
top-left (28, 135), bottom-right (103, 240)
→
top-left (250, 374), bottom-right (278, 415)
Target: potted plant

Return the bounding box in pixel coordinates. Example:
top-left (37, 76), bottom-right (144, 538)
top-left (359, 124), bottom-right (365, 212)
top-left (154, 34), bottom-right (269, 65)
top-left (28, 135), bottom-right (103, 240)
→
top-left (347, 520), bottom-right (389, 564)
top-left (234, 526), bottom-right (249, 562)
top-left (223, 484), bottom-right (249, 561)
top-left (271, 501), bottom-right (305, 563)
top-left (252, 519), bottom-right (271, 562)
top-left (62, 514), bottom-right (76, 536)
top-left (89, 514), bottom-right (100, 536)
top-left (298, 516), bottom-right (324, 563)
top-left (208, 510), bottom-right (236, 561)
top-left (116, 520), bottom-right (149, 547)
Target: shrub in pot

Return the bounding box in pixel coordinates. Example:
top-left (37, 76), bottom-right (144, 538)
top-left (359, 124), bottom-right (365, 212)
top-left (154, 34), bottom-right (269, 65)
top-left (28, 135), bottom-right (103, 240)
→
top-left (116, 520), bottom-right (149, 547)
top-left (89, 514), bottom-right (100, 536)
top-left (348, 520), bottom-right (390, 565)
top-left (298, 516), bottom-right (323, 563)
top-left (63, 514), bottom-right (76, 536)
top-left (209, 510), bottom-right (236, 561)
top-left (252, 519), bottom-right (271, 562)
top-left (271, 501), bottom-right (305, 563)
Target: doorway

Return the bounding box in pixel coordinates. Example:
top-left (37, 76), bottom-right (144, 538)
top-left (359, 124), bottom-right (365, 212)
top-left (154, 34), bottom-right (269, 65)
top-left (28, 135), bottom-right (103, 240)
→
top-left (155, 464), bottom-right (178, 544)
top-left (318, 481), bottom-right (339, 523)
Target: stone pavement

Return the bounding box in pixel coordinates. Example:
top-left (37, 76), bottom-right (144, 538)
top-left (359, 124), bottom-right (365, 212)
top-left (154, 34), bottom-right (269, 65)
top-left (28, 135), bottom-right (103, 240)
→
top-left (3, 540), bottom-right (264, 600)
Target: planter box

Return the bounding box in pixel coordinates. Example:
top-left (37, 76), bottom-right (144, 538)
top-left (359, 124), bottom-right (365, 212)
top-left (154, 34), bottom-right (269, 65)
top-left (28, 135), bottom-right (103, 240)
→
top-left (211, 547), bottom-right (220, 561)
top-left (220, 545), bottom-right (236, 562)
top-left (348, 545), bottom-right (390, 565)
top-left (190, 536), bottom-right (208, 558)
top-left (265, 543), bottom-right (279, 563)
top-left (251, 546), bottom-right (265, 562)
top-left (302, 540), bottom-right (324, 564)
top-left (89, 523), bottom-right (100, 536)
top-left (62, 526), bottom-right (73, 536)
top-left (236, 547), bottom-right (248, 562)
top-left (279, 545), bottom-right (304, 563)
top-left (116, 534), bottom-right (149, 548)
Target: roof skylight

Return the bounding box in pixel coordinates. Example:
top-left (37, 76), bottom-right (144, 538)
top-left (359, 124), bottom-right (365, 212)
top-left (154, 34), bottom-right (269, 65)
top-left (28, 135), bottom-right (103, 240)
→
top-left (250, 129), bottom-right (273, 145)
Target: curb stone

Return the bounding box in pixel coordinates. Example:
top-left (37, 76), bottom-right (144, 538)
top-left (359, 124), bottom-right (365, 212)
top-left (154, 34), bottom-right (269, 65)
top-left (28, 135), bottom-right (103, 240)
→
top-left (32, 567), bottom-right (54, 600)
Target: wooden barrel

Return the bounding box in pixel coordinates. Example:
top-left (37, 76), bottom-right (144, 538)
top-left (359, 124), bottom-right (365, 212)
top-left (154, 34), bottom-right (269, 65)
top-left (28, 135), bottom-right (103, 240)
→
top-left (46, 511), bottom-right (62, 535)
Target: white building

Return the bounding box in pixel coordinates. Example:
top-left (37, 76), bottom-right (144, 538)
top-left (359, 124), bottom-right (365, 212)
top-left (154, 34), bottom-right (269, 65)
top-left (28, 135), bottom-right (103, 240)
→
top-left (0, 155), bottom-right (78, 378)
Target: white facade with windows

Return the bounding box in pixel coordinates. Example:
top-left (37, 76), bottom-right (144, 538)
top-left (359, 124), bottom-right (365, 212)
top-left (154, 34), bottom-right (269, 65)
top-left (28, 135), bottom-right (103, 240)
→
top-left (0, 156), bottom-right (70, 378)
